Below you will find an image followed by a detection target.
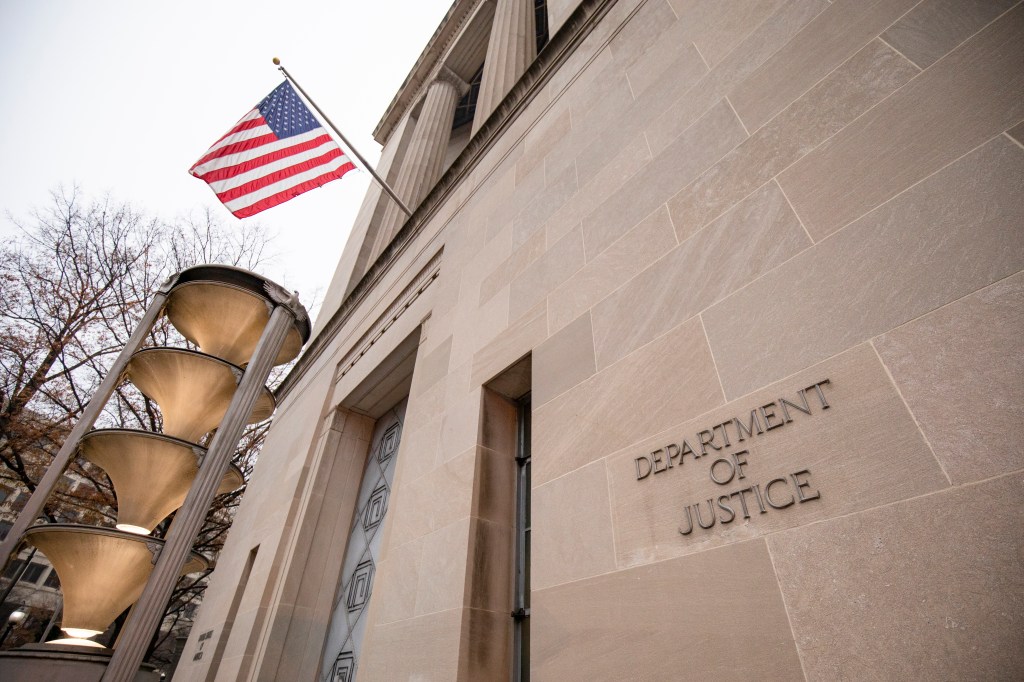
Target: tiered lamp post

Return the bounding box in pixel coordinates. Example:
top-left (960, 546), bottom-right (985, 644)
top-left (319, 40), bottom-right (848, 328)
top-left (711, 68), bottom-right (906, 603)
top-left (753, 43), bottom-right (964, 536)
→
top-left (0, 265), bottom-right (309, 681)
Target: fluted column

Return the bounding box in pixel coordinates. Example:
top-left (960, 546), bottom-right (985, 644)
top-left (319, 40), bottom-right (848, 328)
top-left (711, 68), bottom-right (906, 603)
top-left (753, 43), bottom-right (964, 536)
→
top-left (473, 0), bottom-right (536, 133)
top-left (373, 68), bottom-right (468, 259)
top-left (396, 67), bottom-right (469, 211)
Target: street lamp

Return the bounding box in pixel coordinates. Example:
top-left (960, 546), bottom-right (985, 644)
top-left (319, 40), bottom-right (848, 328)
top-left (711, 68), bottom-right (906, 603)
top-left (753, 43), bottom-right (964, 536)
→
top-left (1, 608), bottom-right (27, 647)
top-left (0, 264), bottom-right (309, 681)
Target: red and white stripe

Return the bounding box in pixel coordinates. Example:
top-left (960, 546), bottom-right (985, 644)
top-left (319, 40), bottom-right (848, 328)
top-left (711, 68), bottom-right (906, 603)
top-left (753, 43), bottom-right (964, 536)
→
top-left (190, 109), bottom-right (355, 218)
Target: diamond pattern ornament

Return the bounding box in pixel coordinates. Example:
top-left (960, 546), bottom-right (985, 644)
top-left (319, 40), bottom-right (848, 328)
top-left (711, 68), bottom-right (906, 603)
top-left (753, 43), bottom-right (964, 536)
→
top-left (319, 399), bottom-right (407, 682)
top-left (330, 652), bottom-right (355, 682)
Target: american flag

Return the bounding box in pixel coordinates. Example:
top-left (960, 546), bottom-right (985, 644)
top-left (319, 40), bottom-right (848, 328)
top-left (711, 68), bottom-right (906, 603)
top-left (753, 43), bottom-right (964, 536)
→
top-left (190, 81), bottom-right (356, 218)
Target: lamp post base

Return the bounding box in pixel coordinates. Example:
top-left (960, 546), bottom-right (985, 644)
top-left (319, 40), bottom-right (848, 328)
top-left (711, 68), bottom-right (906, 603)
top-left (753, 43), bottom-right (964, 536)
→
top-left (0, 642), bottom-right (160, 682)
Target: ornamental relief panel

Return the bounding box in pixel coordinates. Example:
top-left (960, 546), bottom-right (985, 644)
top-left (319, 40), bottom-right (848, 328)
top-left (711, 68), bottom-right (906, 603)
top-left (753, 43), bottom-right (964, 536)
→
top-left (321, 398), bottom-right (407, 682)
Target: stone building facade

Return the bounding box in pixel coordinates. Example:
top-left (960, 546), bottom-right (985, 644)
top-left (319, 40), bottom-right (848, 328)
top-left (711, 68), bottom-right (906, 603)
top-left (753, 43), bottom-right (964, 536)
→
top-left (176, 0), bottom-right (1024, 679)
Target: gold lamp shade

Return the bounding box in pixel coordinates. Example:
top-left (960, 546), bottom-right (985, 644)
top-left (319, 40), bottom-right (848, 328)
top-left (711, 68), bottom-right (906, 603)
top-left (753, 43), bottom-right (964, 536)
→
top-left (79, 429), bottom-right (244, 535)
top-left (24, 525), bottom-right (208, 639)
top-left (166, 281), bottom-right (303, 367)
top-left (125, 348), bottom-right (275, 443)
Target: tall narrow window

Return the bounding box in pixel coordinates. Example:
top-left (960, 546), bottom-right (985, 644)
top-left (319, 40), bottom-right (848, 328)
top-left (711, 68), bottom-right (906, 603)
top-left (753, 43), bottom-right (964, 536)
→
top-left (321, 399), bottom-right (407, 682)
top-left (535, 0), bottom-right (549, 53)
top-left (513, 394), bottom-right (531, 681)
top-left (452, 65), bottom-right (484, 130)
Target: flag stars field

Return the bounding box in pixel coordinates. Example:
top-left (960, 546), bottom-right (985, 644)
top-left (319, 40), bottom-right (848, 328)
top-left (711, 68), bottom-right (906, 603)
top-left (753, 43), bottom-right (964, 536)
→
top-left (189, 81), bottom-right (355, 218)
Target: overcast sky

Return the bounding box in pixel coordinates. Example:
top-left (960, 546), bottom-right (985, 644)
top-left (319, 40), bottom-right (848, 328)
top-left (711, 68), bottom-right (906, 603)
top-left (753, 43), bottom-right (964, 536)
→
top-left (0, 0), bottom-right (453, 322)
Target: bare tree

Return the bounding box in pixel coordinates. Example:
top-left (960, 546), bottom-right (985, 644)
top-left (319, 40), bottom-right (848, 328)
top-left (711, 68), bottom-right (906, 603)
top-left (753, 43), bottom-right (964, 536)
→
top-left (0, 187), bottom-right (283, 661)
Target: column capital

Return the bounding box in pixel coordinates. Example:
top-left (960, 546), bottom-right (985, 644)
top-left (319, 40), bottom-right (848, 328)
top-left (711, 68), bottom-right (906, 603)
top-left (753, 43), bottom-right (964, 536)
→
top-left (435, 65), bottom-right (472, 98)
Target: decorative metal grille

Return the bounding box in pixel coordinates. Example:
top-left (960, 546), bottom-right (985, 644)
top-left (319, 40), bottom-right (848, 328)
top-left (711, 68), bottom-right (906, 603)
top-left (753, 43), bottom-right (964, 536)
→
top-left (452, 65), bottom-right (484, 130)
top-left (535, 0), bottom-right (549, 52)
top-left (319, 399), bottom-right (407, 682)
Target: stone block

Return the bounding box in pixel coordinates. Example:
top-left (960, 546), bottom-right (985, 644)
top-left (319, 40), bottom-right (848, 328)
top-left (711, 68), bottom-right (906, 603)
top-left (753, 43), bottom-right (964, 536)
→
top-left (606, 344), bottom-right (947, 567)
top-left (411, 335), bottom-right (451, 396)
top-left (582, 99), bottom-right (747, 261)
top-left (691, 0), bottom-right (792, 68)
top-left (509, 226), bottom-right (585, 321)
top-left (471, 301), bottom-right (548, 388)
top-left (881, 0), bottom-right (1017, 69)
top-left (607, 0), bottom-right (678, 69)
top-left (1008, 120), bottom-right (1024, 146)
top-left (533, 316), bottom-right (723, 486)
top-left (646, 0), bottom-right (829, 154)
top-left (533, 311), bottom-right (597, 407)
top-left (515, 104), bottom-right (573, 185)
top-left (511, 160), bottom-right (579, 250)
top-left (480, 226), bottom-right (544, 307)
top-left (593, 180), bottom-right (808, 369)
top-left (458, 607), bottom-right (511, 681)
top-left (473, 444), bottom-right (517, 526)
top-left (531, 538), bottom-right (804, 680)
top-left (373, 537), bottom-right (423, 625)
top-left (768, 473), bottom-right (1024, 681)
top-left (779, 5), bottom-right (1024, 240)
top-left (414, 518), bottom-right (470, 616)
top-left (729, 0), bottom-right (920, 132)
top-left (387, 447), bottom-right (476, 547)
top-left (668, 39), bottom-right (918, 238)
top-left (704, 136), bottom-right (1024, 399)
top-left (875, 272), bottom-right (1024, 485)
top-left (578, 43), bottom-right (706, 186)
top-left (464, 517), bottom-right (513, 612)
top-left (548, 204), bottom-right (676, 334)
top-left (358, 608), bottom-right (462, 680)
top-left (571, 132), bottom-right (652, 228)
top-left (532, 460), bottom-right (617, 589)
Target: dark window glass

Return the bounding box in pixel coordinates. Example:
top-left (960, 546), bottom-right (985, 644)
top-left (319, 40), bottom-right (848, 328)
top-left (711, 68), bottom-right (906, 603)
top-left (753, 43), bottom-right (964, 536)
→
top-left (3, 559), bottom-right (24, 579)
top-left (452, 65), bottom-right (485, 130)
top-left (513, 395), bottom-right (531, 682)
top-left (22, 562), bottom-right (46, 584)
top-left (44, 569), bottom-right (61, 589)
top-left (535, 0), bottom-right (549, 52)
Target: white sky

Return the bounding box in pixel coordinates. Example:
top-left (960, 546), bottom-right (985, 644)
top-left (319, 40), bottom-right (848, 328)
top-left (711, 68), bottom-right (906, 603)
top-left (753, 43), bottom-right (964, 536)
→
top-left (0, 0), bottom-right (454, 322)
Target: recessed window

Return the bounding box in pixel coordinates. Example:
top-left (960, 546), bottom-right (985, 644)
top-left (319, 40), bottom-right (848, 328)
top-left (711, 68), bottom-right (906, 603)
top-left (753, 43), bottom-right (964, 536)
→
top-left (22, 562), bottom-right (46, 584)
top-left (452, 65), bottom-right (484, 130)
top-left (513, 394), bottom-right (531, 681)
top-left (535, 0), bottom-right (549, 52)
top-left (3, 559), bottom-right (24, 580)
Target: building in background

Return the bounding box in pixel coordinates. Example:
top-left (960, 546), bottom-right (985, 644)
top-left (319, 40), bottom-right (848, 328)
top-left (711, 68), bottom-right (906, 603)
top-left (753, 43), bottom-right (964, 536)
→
top-left (177, 0), bottom-right (1024, 679)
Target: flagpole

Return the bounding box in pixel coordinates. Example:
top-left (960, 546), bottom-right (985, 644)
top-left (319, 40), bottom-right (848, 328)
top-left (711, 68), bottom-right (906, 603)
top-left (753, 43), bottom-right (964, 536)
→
top-left (274, 58), bottom-right (414, 218)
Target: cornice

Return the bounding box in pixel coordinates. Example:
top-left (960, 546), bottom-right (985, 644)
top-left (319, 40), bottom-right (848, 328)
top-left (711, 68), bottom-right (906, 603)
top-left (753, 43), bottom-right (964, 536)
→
top-left (373, 0), bottom-right (484, 145)
top-left (278, 0), bottom-right (619, 403)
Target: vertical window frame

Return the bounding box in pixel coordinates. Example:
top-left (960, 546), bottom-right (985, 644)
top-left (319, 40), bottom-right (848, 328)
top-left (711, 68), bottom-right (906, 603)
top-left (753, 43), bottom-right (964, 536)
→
top-left (512, 394), bottom-right (531, 682)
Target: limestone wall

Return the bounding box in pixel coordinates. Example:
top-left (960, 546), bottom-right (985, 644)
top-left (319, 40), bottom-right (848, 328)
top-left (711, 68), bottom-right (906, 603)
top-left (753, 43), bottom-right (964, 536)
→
top-left (177, 0), bottom-right (1024, 679)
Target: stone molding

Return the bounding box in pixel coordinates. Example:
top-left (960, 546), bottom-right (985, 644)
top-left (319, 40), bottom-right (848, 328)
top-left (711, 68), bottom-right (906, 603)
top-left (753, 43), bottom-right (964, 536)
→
top-left (436, 65), bottom-right (473, 98)
top-left (277, 250), bottom-right (443, 399)
top-left (373, 0), bottom-right (485, 144)
top-left (279, 0), bottom-right (618, 400)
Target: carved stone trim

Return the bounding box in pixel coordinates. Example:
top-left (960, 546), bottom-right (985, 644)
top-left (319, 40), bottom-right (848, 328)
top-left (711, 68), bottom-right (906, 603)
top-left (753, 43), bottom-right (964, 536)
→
top-left (374, 0), bottom-right (485, 143)
top-left (333, 250), bottom-right (442, 382)
top-left (263, 280), bottom-right (311, 331)
top-left (436, 65), bottom-right (472, 98)
top-left (277, 250), bottom-right (442, 399)
top-left (143, 539), bottom-right (163, 565)
top-left (279, 0), bottom-right (618, 399)
top-left (157, 273), bottom-right (180, 294)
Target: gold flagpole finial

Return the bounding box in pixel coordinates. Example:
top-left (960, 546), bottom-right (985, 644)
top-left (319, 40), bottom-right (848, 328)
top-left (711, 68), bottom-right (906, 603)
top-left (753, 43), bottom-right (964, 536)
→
top-left (272, 57), bottom-right (281, 66)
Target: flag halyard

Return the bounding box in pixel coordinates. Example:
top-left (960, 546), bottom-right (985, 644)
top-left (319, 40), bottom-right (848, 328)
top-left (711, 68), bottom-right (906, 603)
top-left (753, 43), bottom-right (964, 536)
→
top-left (190, 81), bottom-right (355, 218)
